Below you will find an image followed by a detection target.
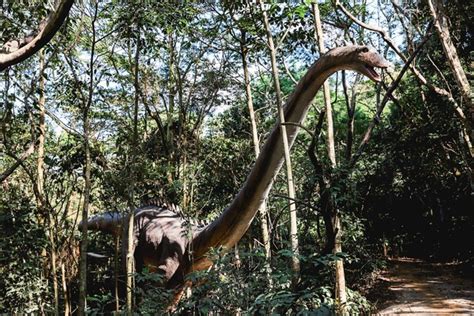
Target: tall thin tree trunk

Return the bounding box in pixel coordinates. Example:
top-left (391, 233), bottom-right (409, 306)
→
top-left (166, 32), bottom-right (176, 185)
top-left (60, 263), bottom-right (70, 316)
top-left (126, 25), bottom-right (141, 315)
top-left (258, 0), bottom-right (300, 283)
top-left (182, 154), bottom-right (188, 209)
top-left (78, 74), bottom-right (92, 316)
top-left (240, 31), bottom-right (272, 286)
top-left (342, 71), bottom-right (358, 163)
top-left (37, 49), bottom-right (59, 316)
top-left (126, 211), bottom-right (135, 314)
top-left (312, 3), bottom-right (347, 313)
top-left (114, 234), bottom-right (120, 313)
top-left (312, 3), bottom-right (336, 165)
top-left (240, 33), bottom-right (271, 261)
top-left (78, 3), bottom-right (98, 314)
top-left (333, 216), bottom-right (347, 313)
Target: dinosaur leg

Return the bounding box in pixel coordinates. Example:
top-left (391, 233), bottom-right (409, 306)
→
top-left (166, 280), bottom-right (192, 312)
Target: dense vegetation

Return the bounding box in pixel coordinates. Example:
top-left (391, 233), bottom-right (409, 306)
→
top-left (0, 0), bottom-right (472, 314)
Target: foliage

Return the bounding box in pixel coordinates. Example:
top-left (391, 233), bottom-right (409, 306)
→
top-left (170, 248), bottom-right (373, 315)
top-left (0, 0), bottom-right (472, 314)
top-left (0, 191), bottom-right (49, 313)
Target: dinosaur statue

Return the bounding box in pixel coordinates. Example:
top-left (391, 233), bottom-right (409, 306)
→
top-left (82, 198), bottom-right (208, 288)
top-left (80, 45), bottom-right (389, 301)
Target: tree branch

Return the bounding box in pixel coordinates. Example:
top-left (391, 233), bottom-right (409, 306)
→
top-left (334, 0), bottom-right (470, 127)
top-left (350, 30), bottom-right (432, 167)
top-left (1, 140), bottom-right (37, 183)
top-left (0, 0), bottom-right (74, 71)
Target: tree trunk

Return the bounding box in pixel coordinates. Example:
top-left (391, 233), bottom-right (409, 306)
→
top-left (125, 211), bottom-right (134, 315)
top-left (258, 0), bottom-right (300, 283)
top-left (333, 215), bottom-right (347, 313)
top-left (126, 25), bottom-right (141, 315)
top-left (312, 3), bottom-right (336, 166)
top-left (166, 32), bottom-right (176, 186)
top-left (78, 3), bottom-right (98, 314)
top-left (312, 3), bottom-right (347, 313)
top-left (342, 71), bottom-right (358, 162)
top-left (61, 263), bottom-right (70, 316)
top-left (240, 33), bottom-right (271, 262)
top-left (78, 84), bottom-right (92, 316)
top-left (37, 49), bottom-right (59, 316)
top-left (114, 234), bottom-right (120, 313)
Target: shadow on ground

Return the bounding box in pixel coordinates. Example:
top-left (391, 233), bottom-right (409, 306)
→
top-left (366, 257), bottom-right (474, 315)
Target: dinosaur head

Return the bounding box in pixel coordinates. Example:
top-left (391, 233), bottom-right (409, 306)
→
top-left (346, 46), bottom-right (391, 82)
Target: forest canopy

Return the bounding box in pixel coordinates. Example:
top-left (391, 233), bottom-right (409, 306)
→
top-left (0, 0), bottom-right (472, 314)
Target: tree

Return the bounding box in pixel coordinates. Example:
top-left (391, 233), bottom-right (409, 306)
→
top-left (427, 0), bottom-right (473, 152)
top-left (311, 2), bottom-right (347, 313)
top-left (1, 2), bottom-right (473, 314)
top-left (77, 3), bottom-right (98, 314)
top-left (37, 49), bottom-right (59, 316)
top-left (239, 30), bottom-right (272, 261)
top-left (258, 0), bottom-right (301, 283)
top-left (335, 0), bottom-right (473, 156)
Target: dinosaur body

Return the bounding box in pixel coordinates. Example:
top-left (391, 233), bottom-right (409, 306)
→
top-left (131, 205), bottom-right (190, 288)
top-left (80, 199), bottom-right (207, 289)
top-left (80, 45), bottom-right (390, 297)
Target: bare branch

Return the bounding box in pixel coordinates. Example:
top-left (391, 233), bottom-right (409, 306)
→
top-left (283, 60), bottom-right (298, 85)
top-left (335, 0), bottom-right (472, 150)
top-left (1, 140), bottom-right (37, 183)
top-left (350, 30), bottom-right (431, 167)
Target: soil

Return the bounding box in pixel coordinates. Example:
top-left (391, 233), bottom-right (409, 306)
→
top-left (369, 258), bottom-right (474, 315)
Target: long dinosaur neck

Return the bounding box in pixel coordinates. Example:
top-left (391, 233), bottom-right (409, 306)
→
top-left (192, 47), bottom-right (357, 264)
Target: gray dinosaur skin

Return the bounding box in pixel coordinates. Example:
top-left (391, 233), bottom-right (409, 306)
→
top-left (81, 201), bottom-right (207, 289)
top-left (131, 206), bottom-right (203, 289)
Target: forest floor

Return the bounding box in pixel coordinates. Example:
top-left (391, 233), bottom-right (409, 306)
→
top-left (369, 257), bottom-right (474, 315)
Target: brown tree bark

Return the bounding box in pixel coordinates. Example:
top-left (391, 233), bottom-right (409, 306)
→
top-left (114, 235), bottom-right (120, 313)
top-left (60, 262), bottom-right (71, 316)
top-left (60, 263), bottom-right (70, 316)
top-left (312, 3), bottom-right (336, 167)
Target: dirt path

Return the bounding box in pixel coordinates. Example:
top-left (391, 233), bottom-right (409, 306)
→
top-left (374, 258), bottom-right (474, 315)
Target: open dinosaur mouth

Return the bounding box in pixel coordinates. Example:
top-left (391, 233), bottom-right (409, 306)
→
top-left (364, 64), bottom-right (382, 82)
